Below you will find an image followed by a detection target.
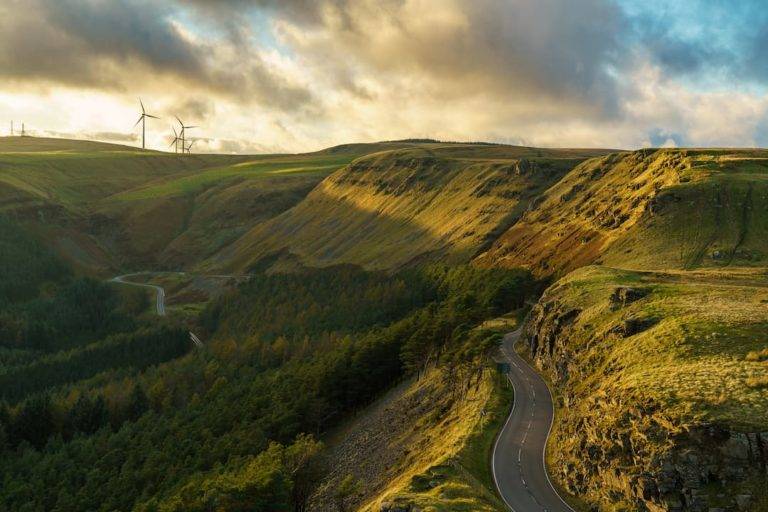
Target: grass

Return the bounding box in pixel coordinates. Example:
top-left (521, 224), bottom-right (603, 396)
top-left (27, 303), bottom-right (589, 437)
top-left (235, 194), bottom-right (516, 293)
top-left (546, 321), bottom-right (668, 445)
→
top-left (746, 348), bottom-right (768, 362)
top-left (531, 265), bottom-right (768, 509)
top-left (111, 155), bottom-right (351, 201)
top-left (0, 137), bottom-right (419, 273)
top-left (549, 265), bottom-right (768, 427)
top-left (220, 145), bottom-right (607, 273)
top-left (0, 138), bottom-right (250, 212)
top-left (476, 148), bottom-right (768, 276)
top-left (357, 368), bottom-right (511, 512)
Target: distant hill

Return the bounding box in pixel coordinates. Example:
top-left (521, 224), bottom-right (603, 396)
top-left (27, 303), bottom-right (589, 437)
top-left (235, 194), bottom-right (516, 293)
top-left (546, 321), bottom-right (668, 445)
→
top-left (212, 144), bottom-right (611, 273)
top-left (0, 137), bottom-right (433, 273)
top-left (474, 148), bottom-right (768, 275)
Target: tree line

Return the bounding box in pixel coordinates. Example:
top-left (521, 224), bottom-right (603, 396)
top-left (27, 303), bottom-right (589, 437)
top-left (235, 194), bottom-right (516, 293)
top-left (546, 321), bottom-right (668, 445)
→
top-left (0, 262), bottom-right (540, 511)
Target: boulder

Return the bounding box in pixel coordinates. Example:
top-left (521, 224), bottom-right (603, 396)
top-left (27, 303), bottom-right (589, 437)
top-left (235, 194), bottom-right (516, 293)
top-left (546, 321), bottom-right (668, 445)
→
top-left (609, 286), bottom-right (650, 309)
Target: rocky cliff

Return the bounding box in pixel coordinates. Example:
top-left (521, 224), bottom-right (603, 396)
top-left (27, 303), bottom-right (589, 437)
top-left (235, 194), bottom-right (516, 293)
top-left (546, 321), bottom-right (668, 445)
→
top-left (475, 149), bottom-right (768, 276)
top-left (523, 266), bottom-right (768, 511)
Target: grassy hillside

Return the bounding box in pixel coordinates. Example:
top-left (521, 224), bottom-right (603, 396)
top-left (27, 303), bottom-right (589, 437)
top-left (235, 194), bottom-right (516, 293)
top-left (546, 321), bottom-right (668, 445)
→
top-left (308, 367), bottom-right (510, 512)
top-left (213, 144), bottom-right (610, 273)
top-left (0, 137), bottom-right (437, 272)
top-left (524, 265), bottom-right (768, 510)
top-left (476, 148), bottom-right (768, 276)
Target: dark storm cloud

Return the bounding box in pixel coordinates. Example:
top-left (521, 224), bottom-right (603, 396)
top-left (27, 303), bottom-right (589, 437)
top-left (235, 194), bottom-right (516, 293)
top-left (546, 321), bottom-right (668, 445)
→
top-left (0, 0), bottom-right (312, 110)
top-left (265, 0), bottom-right (631, 118)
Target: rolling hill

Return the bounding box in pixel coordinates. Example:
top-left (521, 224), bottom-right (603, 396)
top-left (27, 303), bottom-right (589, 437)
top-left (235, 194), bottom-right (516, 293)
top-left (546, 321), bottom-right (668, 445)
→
top-left (0, 137), bottom-right (438, 273)
top-left (525, 266), bottom-right (768, 510)
top-left (3, 136), bottom-right (768, 512)
top-left (212, 144), bottom-right (612, 273)
top-left (475, 148), bottom-right (768, 276)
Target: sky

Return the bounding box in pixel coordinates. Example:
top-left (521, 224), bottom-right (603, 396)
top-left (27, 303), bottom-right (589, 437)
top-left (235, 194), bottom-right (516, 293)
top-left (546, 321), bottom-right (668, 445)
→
top-left (1, 0), bottom-right (768, 153)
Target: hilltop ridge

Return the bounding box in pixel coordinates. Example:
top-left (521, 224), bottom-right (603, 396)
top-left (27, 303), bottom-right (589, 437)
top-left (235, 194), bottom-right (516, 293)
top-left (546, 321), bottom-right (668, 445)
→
top-left (213, 144), bottom-right (611, 273)
top-left (475, 148), bottom-right (768, 275)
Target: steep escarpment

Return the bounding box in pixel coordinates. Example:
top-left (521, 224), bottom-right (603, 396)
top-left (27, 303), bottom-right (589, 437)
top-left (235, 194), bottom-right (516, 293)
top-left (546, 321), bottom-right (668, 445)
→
top-left (523, 266), bottom-right (768, 511)
top-left (215, 144), bottom-right (605, 272)
top-left (476, 149), bottom-right (768, 276)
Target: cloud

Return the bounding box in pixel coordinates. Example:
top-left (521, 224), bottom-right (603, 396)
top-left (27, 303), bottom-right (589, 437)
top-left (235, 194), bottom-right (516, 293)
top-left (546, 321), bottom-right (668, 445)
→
top-left (37, 129), bottom-right (138, 143)
top-left (647, 128), bottom-right (685, 148)
top-left (0, 0), bottom-right (313, 111)
top-left (168, 97), bottom-right (216, 122)
top-left (2, 0), bottom-right (768, 152)
top-left (269, 0), bottom-right (628, 119)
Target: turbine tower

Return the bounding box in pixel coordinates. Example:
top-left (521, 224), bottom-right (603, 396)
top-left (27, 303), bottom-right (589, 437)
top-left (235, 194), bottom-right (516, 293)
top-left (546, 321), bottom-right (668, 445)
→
top-left (169, 126), bottom-right (181, 153)
top-left (134, 99), bottom-right (159, 149)
top-left (174, 116), bottom-right (197, 155)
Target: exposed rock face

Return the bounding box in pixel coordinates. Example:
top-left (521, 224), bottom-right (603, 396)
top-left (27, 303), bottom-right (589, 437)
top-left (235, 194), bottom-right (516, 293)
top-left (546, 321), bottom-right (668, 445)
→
top-left (524, 292), bottom-right (768, 511)
top-left (379, 502), bottom-right (421, 512)
top-left (609, 286), bottom-right (650, 310)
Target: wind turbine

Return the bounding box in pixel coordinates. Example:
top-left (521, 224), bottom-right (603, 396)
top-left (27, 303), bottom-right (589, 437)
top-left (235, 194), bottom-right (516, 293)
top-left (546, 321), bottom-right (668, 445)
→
top-left (174, 116), bottom-right (197, 155)
top-left (169, 126), bottom-right (181, 153)
top-left (134, 99), bottom-right (159, 149)
top-left (185, 139), bottom-right (197, 154)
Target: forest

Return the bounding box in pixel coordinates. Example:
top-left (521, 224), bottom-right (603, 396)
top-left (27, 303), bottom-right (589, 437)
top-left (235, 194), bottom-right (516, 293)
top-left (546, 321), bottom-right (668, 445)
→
top-left (0, 216), bottom-right (540, 512)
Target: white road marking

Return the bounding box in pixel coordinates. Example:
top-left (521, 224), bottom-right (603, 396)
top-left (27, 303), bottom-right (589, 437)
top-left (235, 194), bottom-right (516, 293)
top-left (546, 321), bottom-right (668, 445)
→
top-left (492, 327), bottom-right (577, 512)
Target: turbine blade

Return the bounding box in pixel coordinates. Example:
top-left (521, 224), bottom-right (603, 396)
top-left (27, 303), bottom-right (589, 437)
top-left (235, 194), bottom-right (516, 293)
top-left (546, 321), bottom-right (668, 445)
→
top-left (175, 115), bottom-right (183, 126)
top-left (139, 98), bottom-right (145, 114)
top-left (146, 114), bottom-right (160, 119)
top-left (186, 125), bottom-right (198, 129)
top-left (133, 115), bottom-right (144, 128)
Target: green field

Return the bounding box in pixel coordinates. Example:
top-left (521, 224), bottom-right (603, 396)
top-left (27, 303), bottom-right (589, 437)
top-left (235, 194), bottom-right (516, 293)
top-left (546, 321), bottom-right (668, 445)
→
top-left (0, 137), bottom-right (438, 273)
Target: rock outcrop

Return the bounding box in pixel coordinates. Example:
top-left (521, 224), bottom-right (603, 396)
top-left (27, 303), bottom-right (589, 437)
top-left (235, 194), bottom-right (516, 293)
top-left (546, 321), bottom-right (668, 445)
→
top-left (523, 279), bottom-right (768, 511)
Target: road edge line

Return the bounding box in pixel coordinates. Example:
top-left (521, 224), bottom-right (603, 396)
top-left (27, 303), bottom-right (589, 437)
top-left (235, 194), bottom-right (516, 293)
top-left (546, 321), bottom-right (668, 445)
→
top-left (491, 330), bottom-right (520, 512)
top-left (511, 335), bottom-right (576, 512)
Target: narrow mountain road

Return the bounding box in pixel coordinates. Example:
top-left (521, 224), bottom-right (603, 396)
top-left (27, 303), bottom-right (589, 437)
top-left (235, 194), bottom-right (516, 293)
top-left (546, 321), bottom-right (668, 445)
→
top-left (493, 328), bottom-right (573, 512)
top-left (110, 274), bottom-right (166, 316)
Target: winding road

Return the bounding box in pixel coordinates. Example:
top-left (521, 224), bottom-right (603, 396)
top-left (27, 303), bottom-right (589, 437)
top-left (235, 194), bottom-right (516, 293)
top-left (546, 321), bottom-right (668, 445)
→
top-left (110, 274), bottom-right (166, 316)
top-left (492, 328), bottom-right (573, 512)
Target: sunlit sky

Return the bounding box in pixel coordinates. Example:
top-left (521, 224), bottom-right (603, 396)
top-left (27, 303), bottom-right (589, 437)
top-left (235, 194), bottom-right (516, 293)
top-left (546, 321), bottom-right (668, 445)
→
top-left (2, 0), bottom-right (768, 153)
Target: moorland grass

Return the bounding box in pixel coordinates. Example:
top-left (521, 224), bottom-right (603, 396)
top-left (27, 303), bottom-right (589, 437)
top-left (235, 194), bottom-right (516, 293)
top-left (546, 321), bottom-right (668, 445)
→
top-left (548, 265), bottom-right (768, 431)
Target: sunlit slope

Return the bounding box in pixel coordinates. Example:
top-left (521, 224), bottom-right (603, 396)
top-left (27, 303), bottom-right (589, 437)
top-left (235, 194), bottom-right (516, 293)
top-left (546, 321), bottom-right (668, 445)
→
top-left (0, 137), bottom-right (249, 214)
top-left (526, 265), bottom-right (768, 509)
top-left (475, 149), bottom-right (768, 275)
top-left (0, 137), bottom-right (254, 271)
top-left (214, 144), bottom-right (610, 272)
top-left (0, 137), bottom-right (429, 271)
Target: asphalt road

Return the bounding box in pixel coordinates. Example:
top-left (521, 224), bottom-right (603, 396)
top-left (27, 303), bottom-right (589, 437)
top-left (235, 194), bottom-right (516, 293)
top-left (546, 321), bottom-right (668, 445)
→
top-left (111, 274), bottom-right (166, 316)
top-left (492, 329), bottom-right (573, 512)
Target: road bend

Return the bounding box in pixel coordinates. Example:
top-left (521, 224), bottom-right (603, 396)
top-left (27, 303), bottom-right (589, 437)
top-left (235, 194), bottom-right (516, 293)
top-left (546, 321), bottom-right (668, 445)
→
top-left (492, 328), bottom-right (574, 512)
top-left (110, 274), bottom-right (166, 316)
